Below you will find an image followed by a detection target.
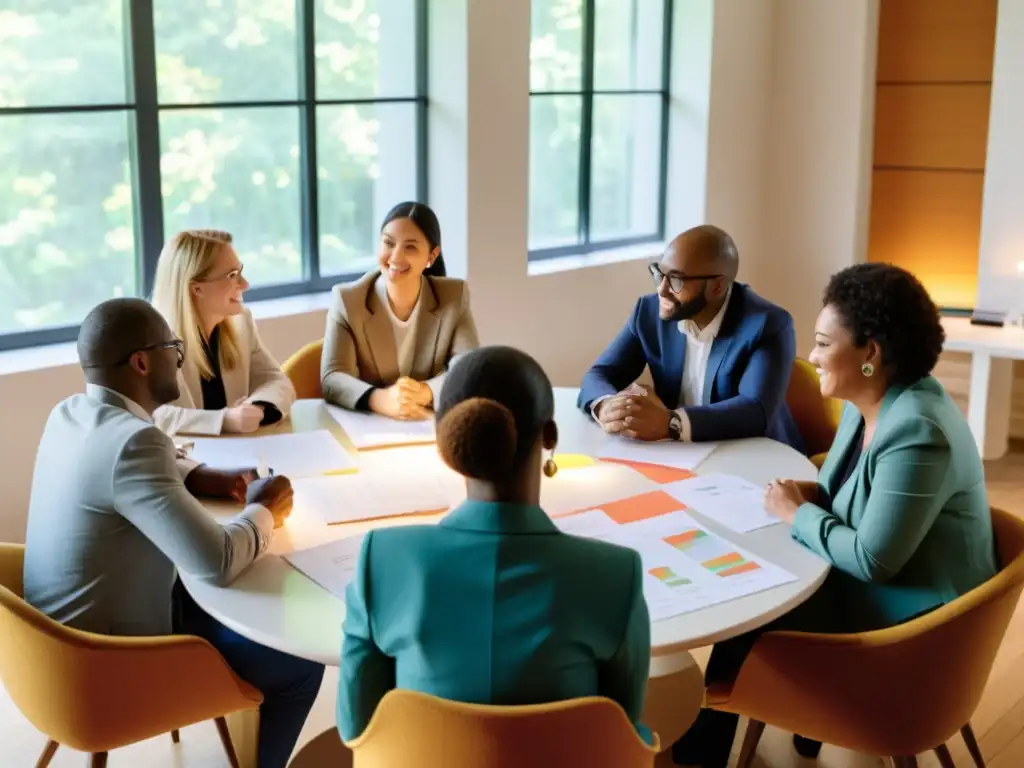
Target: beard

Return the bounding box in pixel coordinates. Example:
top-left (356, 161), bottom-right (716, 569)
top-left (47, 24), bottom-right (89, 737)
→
top-left (660, 292), bottom-right (708, 322)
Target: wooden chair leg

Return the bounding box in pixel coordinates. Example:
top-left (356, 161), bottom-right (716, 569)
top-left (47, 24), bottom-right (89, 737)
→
top-left (934, 743), bottom-right (956, 768)
top-left (35, 740), bottom-right (59, 768)
top-left (736, 719), bottom-right (766, 768)
top-left (215, 716), bottom-right (242, 768)
top-left (171, 729), bottom-right (180, 743)
top-left (90, 754), bottom-right (108, 768)
top-left (962, 722), bottom-right (986, 768)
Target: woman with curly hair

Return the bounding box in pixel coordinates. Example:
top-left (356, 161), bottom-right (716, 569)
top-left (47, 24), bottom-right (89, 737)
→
top-left (673, 263), bottom-right (998, 768)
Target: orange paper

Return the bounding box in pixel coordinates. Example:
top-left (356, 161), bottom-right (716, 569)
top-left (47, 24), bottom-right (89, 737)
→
top-left (590, 490), bottom-right (686, 524)
top-left (600, 458), bottom-right (695, 485)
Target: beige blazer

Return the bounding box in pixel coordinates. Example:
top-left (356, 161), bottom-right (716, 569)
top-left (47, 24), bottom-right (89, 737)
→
top-left (154, 307), bottom-right (296, 435)
top-left (321, 271), bottom-right (480, 409)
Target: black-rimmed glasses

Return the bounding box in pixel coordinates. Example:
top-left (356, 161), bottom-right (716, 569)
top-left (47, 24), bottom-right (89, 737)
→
top-left (648, 263), bottom-right (723, 294)
top-left (115, 339), bottom-right (185, 369)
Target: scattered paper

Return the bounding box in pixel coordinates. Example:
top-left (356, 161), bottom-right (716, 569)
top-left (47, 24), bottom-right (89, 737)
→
top-left (598, 439), bottom-right (718, 471)
top-left (662, 473), bottom-right (780, 533)
top-left (540, 462), bottom-right (651, 517)
top-left (190, 430), bottom-right (356, 478)
top-left (293, 467), bottom-right (464, 526)
top-left (326, 405), bottom-right (436, 449)
top-left (554, 509), bottom-right (620, 539)
top-left (572, 510), bottom-right (797, 621)
top-left (283, 534), bottom-right (365, 599)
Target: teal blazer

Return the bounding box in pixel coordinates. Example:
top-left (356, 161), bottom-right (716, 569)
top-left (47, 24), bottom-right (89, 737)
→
top-left (337, 501), bottom-right (652, 742)
top-left (792, 376), bottom-right (997, 631)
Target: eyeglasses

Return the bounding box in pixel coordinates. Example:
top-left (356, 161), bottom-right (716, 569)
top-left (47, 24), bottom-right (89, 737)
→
top-left (117, 339), bottom-right (185, 369)
top-left (648, 263), bottom-right (723, 294)
top-left (197, 265), bottom-right (245, 284)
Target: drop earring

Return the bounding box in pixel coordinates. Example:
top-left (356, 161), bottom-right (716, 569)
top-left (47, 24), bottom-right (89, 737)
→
top-left (542, 451), bottom-right (558, 478)
top-left (861, 362), bottom-right (875, 377)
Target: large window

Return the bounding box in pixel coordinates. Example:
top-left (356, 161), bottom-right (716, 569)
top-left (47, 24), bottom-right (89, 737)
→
top-left (529, 0), bottom-right (672, 259)
top-left (0, 0), bottom-right (426, 350)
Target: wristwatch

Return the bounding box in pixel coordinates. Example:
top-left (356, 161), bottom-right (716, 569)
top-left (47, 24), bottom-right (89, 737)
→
top-left (667, 411), bottom-right (682, 441)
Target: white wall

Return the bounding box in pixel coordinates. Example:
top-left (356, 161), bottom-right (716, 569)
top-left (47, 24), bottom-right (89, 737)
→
top-left (758, 0), bottom-right (880, 354)
top-left (0, 0), bottom-right (883, 543)
top-left (976, 0), bottom-right (1024, 313)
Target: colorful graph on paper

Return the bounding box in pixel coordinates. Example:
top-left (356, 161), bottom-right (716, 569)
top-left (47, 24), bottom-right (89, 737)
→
top-left (649, 566), bottom-right (692, 587)
top-left (664, 527), bottom-right (763, 577)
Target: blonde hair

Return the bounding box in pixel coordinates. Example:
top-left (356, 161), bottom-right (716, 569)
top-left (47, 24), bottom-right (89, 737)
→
top-left (151, 229), bottom-right (241, 380)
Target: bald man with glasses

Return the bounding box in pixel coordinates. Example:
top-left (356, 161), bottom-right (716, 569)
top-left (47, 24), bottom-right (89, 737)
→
top-left (579, 225), bottom-right (803, 450)
top-left (23, 298), bottom-right (324, 768)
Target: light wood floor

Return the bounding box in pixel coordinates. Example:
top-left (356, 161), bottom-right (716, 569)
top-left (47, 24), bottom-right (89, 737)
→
top-left (4, 445), bottom-right (1024, 767)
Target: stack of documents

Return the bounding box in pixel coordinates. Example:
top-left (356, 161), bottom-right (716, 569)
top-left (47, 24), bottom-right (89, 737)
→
top-left (283, 534), bottom-right (366, 599)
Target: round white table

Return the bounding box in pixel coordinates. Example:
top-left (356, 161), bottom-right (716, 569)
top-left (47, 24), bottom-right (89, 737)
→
top-left (182, 388), bottom-right (830, 666)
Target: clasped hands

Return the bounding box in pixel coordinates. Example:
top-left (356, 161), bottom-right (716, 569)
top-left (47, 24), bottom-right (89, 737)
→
top-left (370, 377), bottom-right (434, 421)
top-left (594, 384), bottom-right (671, 441)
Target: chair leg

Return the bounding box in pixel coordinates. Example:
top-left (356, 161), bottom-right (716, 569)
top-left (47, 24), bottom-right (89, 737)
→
top-left (171, 729), bottom-right (180, 744)
top-left (90, 754), bottom-right (108, 768)
top-left (736, 719), bottom-right (766, 768)
top-left (35, 740), bottom-right (59, 768)
top-left (962, 722), bottom-right (986, 768)
top-left (934, 743), bottom-right (956, 768)
top-left (215, 716), bottom-right (241, 768)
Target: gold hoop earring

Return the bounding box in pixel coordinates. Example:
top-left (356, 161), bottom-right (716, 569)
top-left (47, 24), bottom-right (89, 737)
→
top-left (542, 452), bottom-right (558, 478)
top-left (861, 362), bottom-right (875, 377)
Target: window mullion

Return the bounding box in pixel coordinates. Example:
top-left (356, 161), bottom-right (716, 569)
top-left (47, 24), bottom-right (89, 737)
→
top-left (125, 0), bottom-right (164, 298)
top-left (657, 0), bottom-right (674, 240)
top-left (297, 0), bottom-right (320, 282)
top-left (578, 0), bottom-right (597, 247)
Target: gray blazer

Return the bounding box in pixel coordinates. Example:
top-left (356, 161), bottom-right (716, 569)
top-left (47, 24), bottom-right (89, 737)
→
top-left (23, 385), bottom-right (274, 636)
top-left (321, 271), bottom-right (480, 409)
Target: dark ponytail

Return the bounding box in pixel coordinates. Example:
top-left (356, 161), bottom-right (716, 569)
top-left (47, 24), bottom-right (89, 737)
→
top-left (381, 201), bottom-right (447, 277)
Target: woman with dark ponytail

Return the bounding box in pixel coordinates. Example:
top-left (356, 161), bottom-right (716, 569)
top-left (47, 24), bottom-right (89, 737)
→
top-left (320, 201), bottom-right (479, 418)
top-left (337, 346), bottom-right (653, 744)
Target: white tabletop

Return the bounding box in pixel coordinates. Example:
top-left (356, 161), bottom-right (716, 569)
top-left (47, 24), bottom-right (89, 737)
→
top-left (942, 315), bottom-right (1024, 358)
top-left (181, 389), bottom-right (829, 666)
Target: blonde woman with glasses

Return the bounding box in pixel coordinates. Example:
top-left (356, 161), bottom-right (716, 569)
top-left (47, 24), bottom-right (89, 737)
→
top-left (151, 230), bottom-right (296, 435)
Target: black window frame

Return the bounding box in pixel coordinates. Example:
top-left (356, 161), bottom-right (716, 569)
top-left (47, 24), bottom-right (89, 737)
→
top-left (0, 0), bottom-right (429, 352)
top-left (528, 0), bottom-right (674, 262)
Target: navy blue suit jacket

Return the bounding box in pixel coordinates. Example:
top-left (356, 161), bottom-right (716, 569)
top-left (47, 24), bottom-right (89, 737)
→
top-left (578, 283), bottom-right (803, 451)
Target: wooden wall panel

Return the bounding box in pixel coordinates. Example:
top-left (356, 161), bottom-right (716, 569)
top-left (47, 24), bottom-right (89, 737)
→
top-left (877, 0), bottom-right (998, 82)
top-left (868, 170), bottom-right (982, 308)
top-left (874, 84), bottom-right (992, 170)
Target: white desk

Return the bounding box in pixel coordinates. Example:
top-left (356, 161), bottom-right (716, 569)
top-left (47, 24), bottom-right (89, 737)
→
top-left (182, 388), bottom-right (829, 666)
top-left (942, 316), bottom-right (1024, 460)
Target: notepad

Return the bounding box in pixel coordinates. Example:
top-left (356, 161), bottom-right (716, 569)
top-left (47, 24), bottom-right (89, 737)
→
top-left (189, 430), bottom-right (357, 479)
top-left (325, 404), bottom-right (436, 449)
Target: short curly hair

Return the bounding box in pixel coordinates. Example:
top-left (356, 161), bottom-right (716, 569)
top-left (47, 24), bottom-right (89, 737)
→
top-left (822, 263), bottom-right (945, 387)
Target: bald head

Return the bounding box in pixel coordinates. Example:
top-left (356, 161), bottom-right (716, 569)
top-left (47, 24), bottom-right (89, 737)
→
top-left (665, 225), bottom-right (739, 282)
top-left (78, 298), bottom-right (172, 373)
top-left (652, 225), bottom-right (738, 324)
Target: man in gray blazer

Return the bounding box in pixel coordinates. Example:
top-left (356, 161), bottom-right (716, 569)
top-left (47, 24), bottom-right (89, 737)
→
top-left (23, 298), bottom-right (324, 768)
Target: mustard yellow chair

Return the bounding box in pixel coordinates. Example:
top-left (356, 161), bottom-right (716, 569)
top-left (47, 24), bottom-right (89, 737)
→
top-left (0, 543), bottom-right (263, 768)
top-left (707, 507), bottom-right (1024, 768)
top-left (345, 690), bottom-right (661, 768)
top-left (786, 358), bottom-right (843, 468)
top-left (283, 339), bottom-right (324, 400)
